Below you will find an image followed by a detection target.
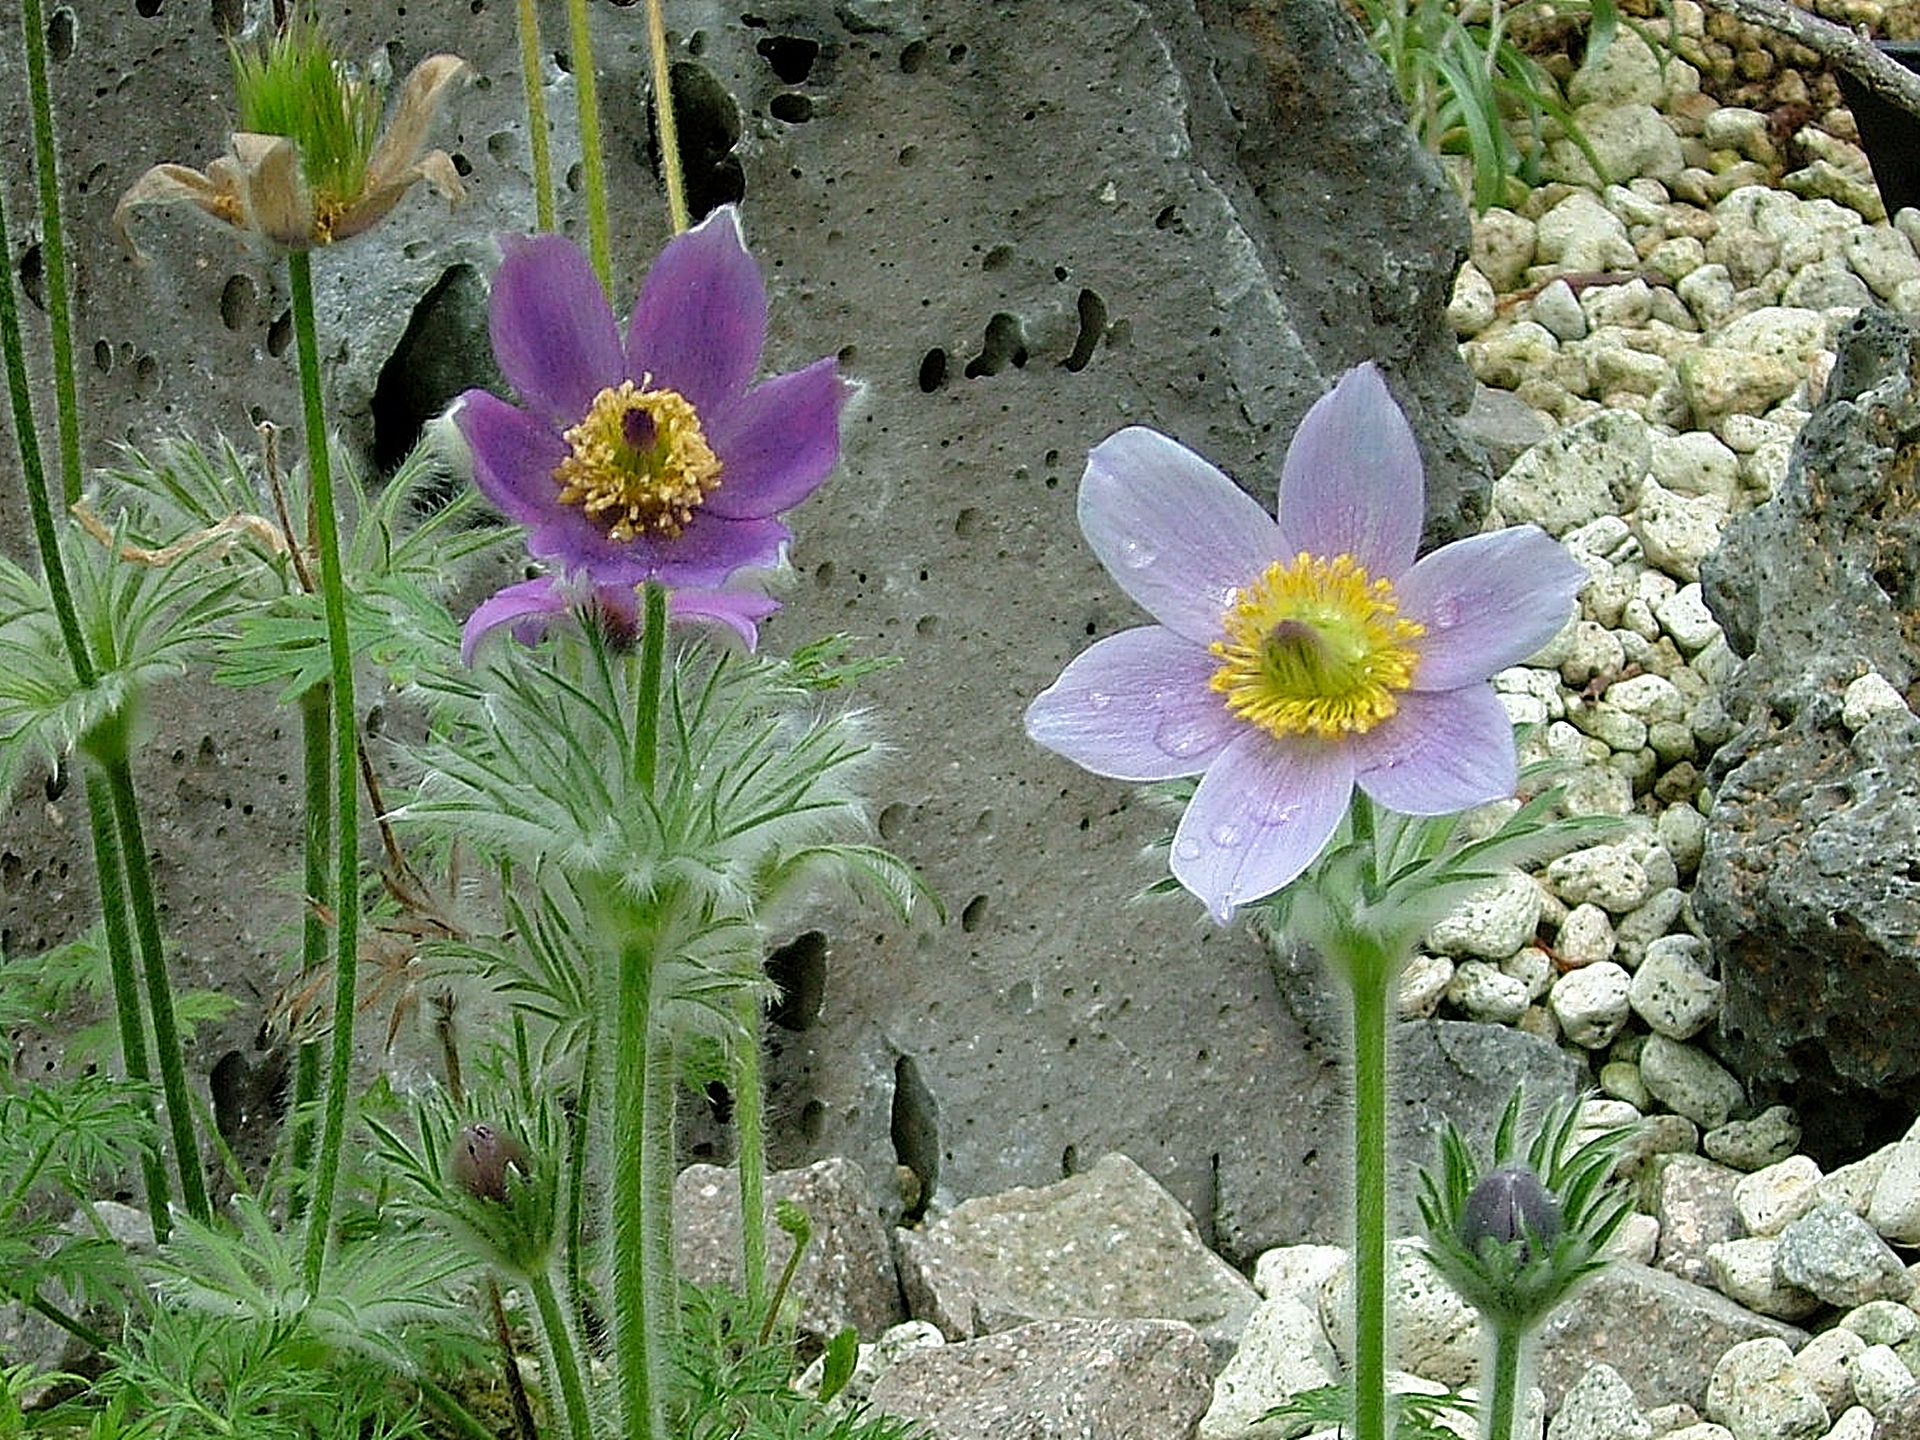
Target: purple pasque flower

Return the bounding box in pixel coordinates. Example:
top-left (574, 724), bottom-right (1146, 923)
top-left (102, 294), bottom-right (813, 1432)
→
top-left (454, 206), bottom-right (845, 645)
top-left (1025, 363), bottom-right (1585, 923)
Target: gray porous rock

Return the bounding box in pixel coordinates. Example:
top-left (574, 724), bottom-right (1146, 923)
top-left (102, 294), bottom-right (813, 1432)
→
top-left (1771, 1203), bottom-right (1912, 1310)
top-left (0, 0), bottom-right (1491, 1252)
top-left (1697, 306), bottom-right (1920, 1165)
top-left (865, 1316), bottom-right (1215, 1440)
top-left (893, 1152), bottom-right (1259, 1361)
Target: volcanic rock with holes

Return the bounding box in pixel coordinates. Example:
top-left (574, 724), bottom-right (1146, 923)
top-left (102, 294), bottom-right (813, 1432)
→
top-left (1697, 307), bottom-right (1920, 1164)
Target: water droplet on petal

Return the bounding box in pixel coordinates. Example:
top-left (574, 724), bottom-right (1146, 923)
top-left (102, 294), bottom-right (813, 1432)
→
top-left (1086, 691), bottom-right (1113, 712)
top-left (1118, 538), bottom-right (1157, 570)
top-left (1430, 597), bottom-right (1461, 628)
top-left (1209, 822), bottom-right (1241, 848)
top-left (1153, 715), bottom-right (1213, 759)
top-left (1174, 838), bottom-right (1203, 861)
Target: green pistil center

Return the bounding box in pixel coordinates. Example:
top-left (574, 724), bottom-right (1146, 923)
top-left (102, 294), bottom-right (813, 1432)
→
top-left (1209, 552), bottom-right (1425, 740)
top-left (553, 379), bottom-right (723, 542)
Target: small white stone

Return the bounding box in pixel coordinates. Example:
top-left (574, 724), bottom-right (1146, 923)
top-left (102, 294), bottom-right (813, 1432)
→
top-left (1737, 1156), bottom-right (1824, 1238)
top-left (1705, 1336), bottom-right (1830, 1440)
top-left (1607, 672), bottom-right (1689, 724)
top-left (1533, 278), bottom-right (1591, 341)
top-left (1607, 1211), bottom-right (1661, 1265)
top-left (1849, 1345), bottom-right (1916, 1415)
top-left (1397, 950), bottom-right (1455, 1019)
top-left (1429, 872), bottom-right (1545, 960)
top-left (1550, 960), bottom-right (1634, 1049)
top-left (1641, 1033), bottom-right (1746, 1130)
top-left (1821, 1407), bottom-right (1877, 1440)
top-left (1629, 934), bottom-right (1721, 1040)
top-left (1449, 262), bottom-right (1499, 337)
top-left (1199, 1293), bottom-right (1343, 1440)
top-left (1446, 961), bottom-right (1531, 1025)
top-left (1253, 1243), bottom-right (1350, 1304)
top-left (1655, 584), bottom-right (1723, 653)
top-left (1793, 1329), bottom-right (1866, 1416)
top-left (1633, 479), bottom-right (1731, 584)
top-left (1504, 946), bottom-right (1555, 1000)
top-left (1865, 1116), bottom-right (1920, 1244)
top-left (1557, 904), bottom-right (1619, 967)
top-left (1707, 1237), bottom-right (1821, 1321)
top-left (1841, 672), bottom-right (1909, 732)
top-left (1548, 844), bottom-right (1654, 913)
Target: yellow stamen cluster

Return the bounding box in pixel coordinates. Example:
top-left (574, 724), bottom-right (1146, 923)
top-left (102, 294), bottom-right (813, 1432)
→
top-left (553, 379), bottom-right (723, 542)
top-left (1209, 552), bottom-right (1425, 740)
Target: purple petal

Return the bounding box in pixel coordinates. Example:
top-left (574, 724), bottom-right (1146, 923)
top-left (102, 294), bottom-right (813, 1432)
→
top-left (489, 233), bottom-right (623, 428)
top-left (1278, 363), bottom-right (1424, 577)
top-left (1172, 730), bottom-right (1355, 923)
top-left (626, 206), bottom-right (767, 414)
top-left (619, 511), bottom-right (794, 589)
top-left (1025, 627), bottom-right (1237, 781)
top-left (701, 357), bottom-right (846, 519)
top-left (1351, 684), bottom-right (1518, 814)
top-left (461, 576), bottom-right (570, 662)
top-left (455, 389), bottom-right (568, 526)
top-left (1397, 526), bottom-right (1586, 689)
top-left (670, 585), bottom-right (781, 649)
top-left (1078, 428), bottom-right (1287, 647)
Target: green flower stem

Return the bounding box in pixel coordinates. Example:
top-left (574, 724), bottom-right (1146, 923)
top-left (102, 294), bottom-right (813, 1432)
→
top-left (565, 0), bottom-right (613, 293)
top-left (287, 684), bottom-right (331, 1218)
top-left (1343, 940), bottom-right (1394, 1440)
top-left (565, 1034), bottom-right (595, 1327)
top-left (1485, 1319), bottom-right (1525, 1440)
top-left (527, 1260), bottom-right (596, 1440)
top-left (414, 1373), bottom-right (501, 1440)
top-left (634, 581), bottom-right (667, 792)
top-left (286, 246), bottom-right (362, 1289)
top-left (514, 0), bottom-right (556, 231)
top-left (734, 991), bottom-right (768, 1311)
top-left (91, 720), bottom-right (212, 1224)
top-left (611, 926), bottom-right (668, 1440)
top-left (645, 0), bottom-right (689, 234)
top-left (0, 159), bottom-right (89, 685)
top-left (23, 1288), bottom-right (110, 1354)
top-left (82, 769), bottom-right (173, 1235)
top-left (20, 0), bottom-right (81, 506)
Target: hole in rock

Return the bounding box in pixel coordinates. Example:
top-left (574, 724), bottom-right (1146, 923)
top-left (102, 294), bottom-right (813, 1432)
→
top-left (1063, 288), bottom-right (1105, 373)
top-left (890, 1054), bottom-right (939, 1221)
top-left (18, 244), bottom-right (45, 312)
top-left (136, 0), bottom-right (161, 13)
top-left (210, 0), bottom-right (243, 25)
top-left (769, 92), bottom-right (812, 123)
top-left (959, 894), bottom-right (988, 933)
top-left (898, 39), bottom-right (927, 73)
top-left (656, 61), bottom-right (744, 220)
top-left (48, 8), bottom-right (76, 61)
top-left (963, 313), bottom-right (1028, 378)
top-left (756, 34), bottom-right (818, 84)
top-left (218, 273), bottom-right (255, 331)
top-left (134, 354), bottom-right (159, 395)
top-left (766, 931), bottom-right (828, 1031)
top-left (371, 263), bottom-right (498, 474)
top-left (266, 308), bottom-right (292, 357)
top-left (92, 339), bottom-right (111, 373)
top-left (917, 347), bottom-right (947, 393)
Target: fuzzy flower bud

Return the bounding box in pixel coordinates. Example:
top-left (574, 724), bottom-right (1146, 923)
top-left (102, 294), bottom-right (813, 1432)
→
top-left (1461, 1163), bottom-right (1562, 1253)
top-left (452, 1123), bottom-right (530, 1203)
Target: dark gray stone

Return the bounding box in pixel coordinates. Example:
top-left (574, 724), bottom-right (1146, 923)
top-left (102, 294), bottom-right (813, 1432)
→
top-left (1534, 1261), bottom-right (1811, 1415)
top-left (1698, 307), bottom-right (1920, 1165)
top-left (866, 1316), bottom-right (1215, 1440)
top-left (894, 1152), bottom-right (1258, 1362)
top-left (0, 2), bottom-right (1485, 1241)
top-left (1773, 1202), bottom-right (1912, 1309)
top-left (674, 1157), bottom-right (904, 1347)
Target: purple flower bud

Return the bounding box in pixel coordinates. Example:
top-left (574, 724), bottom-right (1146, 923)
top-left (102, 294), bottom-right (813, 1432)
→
top-left (1461, 1164), bottom-right (1562, 1251)
top-left (452, 1122), bottom-right (530, 1203)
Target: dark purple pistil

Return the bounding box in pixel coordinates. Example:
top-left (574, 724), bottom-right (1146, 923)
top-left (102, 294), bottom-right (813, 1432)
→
top-left (622, 406), bottom-right (658, 455)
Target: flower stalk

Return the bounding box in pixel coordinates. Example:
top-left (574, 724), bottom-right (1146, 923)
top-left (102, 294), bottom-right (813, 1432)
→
top-left (565, 0), bottom-right (614, 293)
top-left (514, 0), bottom-right (556, 231)
top-left (286, 246), bottom-right (363, 1287)
top-left (20, 0), bottom-right (81, 506)
top-left (646, 0), bottom-right (689, 235)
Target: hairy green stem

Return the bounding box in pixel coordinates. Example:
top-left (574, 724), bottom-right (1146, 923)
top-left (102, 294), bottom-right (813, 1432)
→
top-left (286, 247), bottom-right (362, 1288)
top-left (1345, 948), bottom-right (1392, 1440)
top-left (645, 0), bottom-right (688, 233)
top-left (25, 1288), bottom-right (110, 1353)
top-left (611, 927), bottom-right (668, 1440)
top-left (414, 1373), bottom-right (500, 1440)
top-left (287, 683), bottom-right (332, 1218)
top-left (20, 0), bottom-right (81, 505)
top-left (528, 1260), bottom-right (596, 1440)
top-left (94, 729), bottom-right (212, 1224)
top-left (0, 156), bottom-right (90, 684)
top-left (565, 0), bottom-right (613, 292)
top-left (1485, 1319), bottom-right (1524, 1440)
top-left (734, 991), bottom-right (768, 1311)
top-left (514, 0), bottom-right (556, 230)
top-left (82, 769), bottom-right (173, 1235)
top-left (565, 1034), bottom-right (595, 1328)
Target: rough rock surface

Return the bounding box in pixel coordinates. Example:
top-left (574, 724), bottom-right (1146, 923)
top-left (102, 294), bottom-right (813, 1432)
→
top-left (1697, 307), bottom-right (1920, 1163)
top-left (894, 1152), bottom-right (1259, 1359)
top-left (864, 1316), bottom-right (1216, 1440)
top-left (0, 0), bottom-right (1487, 1252)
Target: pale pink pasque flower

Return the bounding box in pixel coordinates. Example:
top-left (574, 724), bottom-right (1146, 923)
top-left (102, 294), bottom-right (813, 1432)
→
top-left (455, 207), bottom-right (846, 657)
top-left (1025, 363), bottom-right (1584, 923)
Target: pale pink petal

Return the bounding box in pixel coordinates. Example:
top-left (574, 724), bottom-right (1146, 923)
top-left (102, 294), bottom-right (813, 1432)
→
top-left (461, 576), bottom-right (569, 662)
top-left (1025, 627), bottom-right (1237, 781)
top-left (1277, 363), bottom-right (1424, 577)
top-left (1397, 526), bottom-right (1586, 689)
top-left (488, 233), bottom-right (623, 428)
top-left (1172, 731), bottom-right (1355, 923)
top-left (700, 358), bottom-right (845, 519)
top-left (1351, 684), bottom-right (1518, 814)
top-left (1078, 428), bottom-right (1286, 646)
top-left (626, 205), bottom-right (766, 414)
